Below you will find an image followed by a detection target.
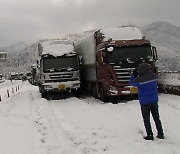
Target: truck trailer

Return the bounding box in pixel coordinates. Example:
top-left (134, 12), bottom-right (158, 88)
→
top-left (37, 40), bottom-right (81, 98)
top-left (74, 26), bottom-right (158, 102)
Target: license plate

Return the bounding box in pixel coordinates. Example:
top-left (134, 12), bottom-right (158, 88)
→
top-left (58, 84), bottom-right (66, 90)
top-left (130, 87), bottom-right (138, 93)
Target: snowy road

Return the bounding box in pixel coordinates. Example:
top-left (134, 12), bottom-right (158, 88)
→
top-left (0, 80), bottom-right (180, 154)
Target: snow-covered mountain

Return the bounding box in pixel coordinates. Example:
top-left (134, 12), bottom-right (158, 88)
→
top-left (0, 21), bottom-right (180, 74)
top-left (0, 41), bottom-right (29, 53)
top-left (141, 21), bottom-right (180, 71)
top-left (0, 42), bottom-right (38, 74)
top-left (142, 21), bottom-right (180, 40)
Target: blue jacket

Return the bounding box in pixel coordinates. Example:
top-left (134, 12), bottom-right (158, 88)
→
top-left (129, 74), bottom-right (158, 105)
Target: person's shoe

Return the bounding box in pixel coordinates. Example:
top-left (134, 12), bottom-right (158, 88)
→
top-left (143, 135), bottom-right (154, 140)
top-left (157, 135), bottom-right (164, 139)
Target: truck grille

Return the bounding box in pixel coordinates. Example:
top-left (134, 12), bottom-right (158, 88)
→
top-left (49, 73), bottom-right (73, 80)
top-left (113, 66), bottom-right (135, 83)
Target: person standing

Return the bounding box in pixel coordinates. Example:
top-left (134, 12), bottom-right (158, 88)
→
top-left (129, 63), bottom-right (164, 140)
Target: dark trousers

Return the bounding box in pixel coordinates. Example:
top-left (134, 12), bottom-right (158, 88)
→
top-left (141, 103), bottom-right (164, 137)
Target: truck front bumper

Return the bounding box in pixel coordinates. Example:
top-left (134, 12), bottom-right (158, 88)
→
top-left (43, 81), bottom-right (80, 92)
top-left (107, 85), bottom-right (138, 96)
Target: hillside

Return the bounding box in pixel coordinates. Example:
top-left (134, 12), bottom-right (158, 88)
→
top-left (0, 43), bottom-right (38, 74)
top-left (0, 41), bottom-right (29, 53)
top-left (0, 21), bottom-right (180, 74)
top-left (141, 21), bottom-right (180, 71)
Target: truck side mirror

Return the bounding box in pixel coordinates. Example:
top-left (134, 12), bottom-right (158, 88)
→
top-left (151, 46), bottom-right (158, 61)
top-left (99, 52), bottom-right (103, 64)
top-left (79, 55), bottom-right (83, 65)
top-left (101, 51), bottom-right (107, 64)
top-left (96, 51), bottom-right (103, 64)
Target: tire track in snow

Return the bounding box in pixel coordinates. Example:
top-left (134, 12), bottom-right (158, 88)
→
top-left (28, 87), bottom-right (49, 154)
top-left (49, 98), bottom-right (112, 154)
top-left (29, 88), bottom-right (78, 154)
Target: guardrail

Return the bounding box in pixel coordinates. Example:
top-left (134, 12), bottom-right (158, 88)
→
top-left (158, 71), bottom-right (180, 96)
top-left (0, 85), bottom-right (20, 102)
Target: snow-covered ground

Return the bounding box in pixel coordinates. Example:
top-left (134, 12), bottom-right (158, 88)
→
top-left (0, 80), bottom-right (180, 154)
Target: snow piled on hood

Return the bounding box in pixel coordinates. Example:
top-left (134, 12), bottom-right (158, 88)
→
top-left (42, 44), bottom-right (75, 57)
top-left (40, 40), bottom-right (75, 57)
top-left (101, 27), bottom-right (144, 41)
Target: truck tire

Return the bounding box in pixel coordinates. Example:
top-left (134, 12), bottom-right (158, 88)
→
top-left (92, 84), bottom-right (98, 99)
top-left (74, 90), bottom-right (80, 98)
top-left (39, 85), bottom-right (46, 98)
top-left (41, 91), bottom-right (46, 98)
top-left (99, 84), bottom-right (108, 102)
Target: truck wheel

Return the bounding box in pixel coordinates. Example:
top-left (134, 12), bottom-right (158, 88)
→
top-left (99, 85), bottom-right (108, 102)
top-left (41, 91), bottom-right (46, 98)
top-left (39, 85), bottom-right (46, 98)
top-left (74, 90), bottom-right (80, 98)
top-left (92, 84), bottom-right (98, 99)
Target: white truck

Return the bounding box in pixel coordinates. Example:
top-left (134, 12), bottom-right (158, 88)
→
top-left (37, 40), bottom-right (81, 98)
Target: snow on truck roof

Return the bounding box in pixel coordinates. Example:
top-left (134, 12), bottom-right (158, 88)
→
top-left (41, 40), bottom-right (75, 57)
top-left (100, 26), bottom-right (144, 41)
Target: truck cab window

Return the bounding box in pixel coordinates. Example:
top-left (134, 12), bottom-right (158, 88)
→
top-left (102, 50), bottom-right (107, 64)
top-left (108, 46), bottom-right (153, 64)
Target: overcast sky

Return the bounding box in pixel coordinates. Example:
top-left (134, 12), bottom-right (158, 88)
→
top-left (0, 0), bottom-right (179, 47)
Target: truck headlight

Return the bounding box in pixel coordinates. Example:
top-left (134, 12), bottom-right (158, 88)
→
top-left (109, 85), bottom-right (117, 91)
top-left (109, 85), bottom-right (118, 95)
top-left (76, 71), bottom-right (80, 79)
top-left (44, 85), bottom-right (52, 90)
top-left (73, 83), bottom-right (80, 88)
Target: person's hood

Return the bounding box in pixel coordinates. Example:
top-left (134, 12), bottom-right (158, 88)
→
top-left (133, 63), bottom-right (157, 84)
top-left (137, 63), bottom-right (151, 76)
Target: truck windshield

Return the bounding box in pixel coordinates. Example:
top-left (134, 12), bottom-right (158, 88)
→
top-left (108, 46), bottom-right (153, 64)
top-left (43, 56), bottom-right (79, 73)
